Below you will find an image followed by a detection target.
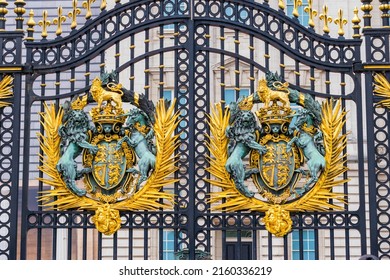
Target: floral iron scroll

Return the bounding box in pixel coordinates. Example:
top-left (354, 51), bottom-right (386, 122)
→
top-left (38, 74), bottom-right (180, 235)
top-left (207, 73), bottom-right (349, 237)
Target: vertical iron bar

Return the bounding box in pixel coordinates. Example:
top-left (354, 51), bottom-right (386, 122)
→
top-left (267, 232), bottom-right (272, 259)
top-left (187, 2), bottom-right (196, 260)
top-left (113, 232), bottom-right (118, 260)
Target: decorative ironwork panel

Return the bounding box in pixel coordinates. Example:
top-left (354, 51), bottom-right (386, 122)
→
top-left (363, 27), bottom-right (390, 259)
top-left (0, 0), bottom-right (384, 260)
top-left (0, 25), bottom-right (24, 260)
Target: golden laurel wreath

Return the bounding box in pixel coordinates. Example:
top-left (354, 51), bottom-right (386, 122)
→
top-left (38, 99), bottom-right (180, 234)
top-left (206, 98), bottom-right (348, 236)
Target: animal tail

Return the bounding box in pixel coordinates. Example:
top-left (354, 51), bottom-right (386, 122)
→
top-left (272, 81), bottom-right (290, 94)
top-left (106, 82), bottom-right (124, 96)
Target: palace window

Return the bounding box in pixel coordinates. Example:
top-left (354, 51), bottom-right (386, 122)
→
top-left (162, 230), bottom-right (175, 260)
top-left (291, 229), bottom-right (316, 260)
top-left (224, 88), bottom-right (250, 105)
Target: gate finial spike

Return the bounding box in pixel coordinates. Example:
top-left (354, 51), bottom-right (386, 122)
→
top-left (38, 10), bottom-right (50, 39)
top-left (319, 5), bottom-right (332, 35)
top-left (360, 0), bottom-right (373, 28)
top-left (14, 0), bottom-right (26, 31)
top-left (304, 0), bottom-right (317, 29)
top-left (82, 0), bottom-right (96, 20)
top-left (26, 9), bottom-right (35, 41)
top-left (53, 6), bottom-right (66, 37)
top-left (68, 0), bottom-right (81, 30)
top-left (292, 0), bottom-right (303, 18)
top-left (352, 7), bottom-right (361, 39)
top-left (334, 9), bottom-right (348, 37)
top-left (379, 0), bottom-right (390, 27)
top-left (0, 0), bottom-right (8, 31)
top-left (278, 0), bottom-right (285, 11)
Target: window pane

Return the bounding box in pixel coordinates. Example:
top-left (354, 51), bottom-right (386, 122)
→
top-left (163, 230), bottom-right (175, 260)
top-left (224, 89), bottom-right (236, 104)
top-left (239, 89), bottom-right (249, 98)
top-left (224, 88), bottom-right (250, 104)
top-left (163, 90), bottom-right (172, 101)
top-left (291, 229), bottom-right (316, 260)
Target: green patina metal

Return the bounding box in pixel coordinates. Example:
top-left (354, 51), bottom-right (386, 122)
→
top-left (225, 72), bottom-right (325, 201)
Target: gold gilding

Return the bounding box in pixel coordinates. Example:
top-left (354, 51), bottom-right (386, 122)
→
top-left (304, 0), bottom-right (317, 28)
top-left (0, 75), bottom-right (13, 108)
top-left (292, 0), bottom-right (303, 18)
top-left (263, 206), bottom-right (292, 237)
top-left (82, 0), bottom-right (96, 20)
top-left (53, 6), bottom-right (66, 36)
top-left (38, 10), bottom-right (50, 39)
top-left (334, 9), bottom-right (348, 36)
top-left (319, 5), bottom-right (332, 34)
top-left (278, 0), bottom-right (285, 10)
top-left (68, 0), bottom-right (81, 30)
top-left (92, 204), bottom-right (121, 236)
top-left (373, 73), bottom-right (390, 109)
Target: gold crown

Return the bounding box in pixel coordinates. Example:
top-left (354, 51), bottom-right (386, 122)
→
top-left (90, 104), bottom-right (126, 125)
top-left (238, 94), bottom-right (254, 110)
top-left (256, 102), bottom-right (293, 126)
top-left (71, 95), bottom-right (88, 110)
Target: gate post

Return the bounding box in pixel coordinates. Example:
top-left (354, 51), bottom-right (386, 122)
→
top-left (360, 0), bottom-right (390, 259)
top-left (0, 1), bottom-right (25, 260)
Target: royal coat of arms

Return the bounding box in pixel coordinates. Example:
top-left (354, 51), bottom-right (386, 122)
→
top-left (207, 72), bottom-right (348, 237)
top-left (38, 72), bottom-right (180, 235)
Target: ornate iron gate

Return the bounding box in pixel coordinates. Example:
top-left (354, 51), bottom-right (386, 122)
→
top-left (0, 0), bottom-right (389, 260)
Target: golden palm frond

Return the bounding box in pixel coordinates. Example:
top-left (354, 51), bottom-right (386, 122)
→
top-left (373, 73), bottom-right (390, 109)
top-left (0, 75), bottom-right (13, 108)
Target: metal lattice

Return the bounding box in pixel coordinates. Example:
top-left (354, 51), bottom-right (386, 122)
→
top-left (0, 0), bottom-right (389, 260)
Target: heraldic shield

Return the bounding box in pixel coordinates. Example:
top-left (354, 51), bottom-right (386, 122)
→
top-left (38, 72), bottom-right (180, 235)
top-left (86, 135), bottom-right (135, 193)
top-left (207, 72), bottom-right (349, 237)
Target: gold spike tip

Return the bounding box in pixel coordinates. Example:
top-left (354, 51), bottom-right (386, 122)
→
top-left (334, 9), bottom-right (348, 36)
top-left (27, 9), bottom-right (35, 27)
top-left (352, 7), bottom-right (361, 25)
top-left (319, 5), bottom-right (332, 34)
top-left (292, 0), bottom-right (303, 18)
top-left (304, 0), bottom-right (318, 29)
top-left (100, 0), bottom-right (107, 11)
top-left (278, 0), bottom-right (285, 10)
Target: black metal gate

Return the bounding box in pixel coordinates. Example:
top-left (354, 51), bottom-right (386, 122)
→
top-left (0, 0), bottom-right (389, 260)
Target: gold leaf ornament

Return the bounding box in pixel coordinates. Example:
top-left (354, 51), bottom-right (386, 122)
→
top-left (373, 73), bottom-right (390, 109)
top-left (0, 75), bottom-right (13, 108)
